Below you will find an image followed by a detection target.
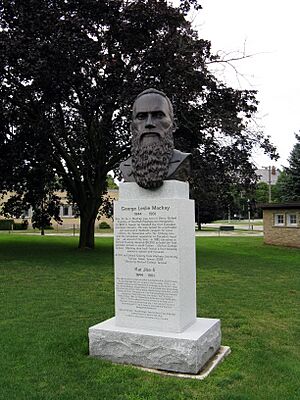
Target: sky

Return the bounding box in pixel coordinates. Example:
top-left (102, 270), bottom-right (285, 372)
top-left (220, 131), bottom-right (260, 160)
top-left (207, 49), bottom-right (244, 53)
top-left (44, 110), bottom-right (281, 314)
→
top-left (180, 0), bottom-right (300, 169)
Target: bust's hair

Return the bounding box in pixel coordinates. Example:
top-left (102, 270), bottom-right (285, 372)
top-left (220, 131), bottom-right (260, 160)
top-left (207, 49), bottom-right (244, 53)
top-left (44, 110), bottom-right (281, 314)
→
top-left (132, 88), bottom-right (174, 121)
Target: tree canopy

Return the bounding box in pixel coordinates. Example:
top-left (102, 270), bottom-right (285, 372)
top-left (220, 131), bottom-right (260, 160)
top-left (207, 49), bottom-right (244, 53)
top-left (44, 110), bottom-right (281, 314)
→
top-left (0, 0), bottom-right (277, 247)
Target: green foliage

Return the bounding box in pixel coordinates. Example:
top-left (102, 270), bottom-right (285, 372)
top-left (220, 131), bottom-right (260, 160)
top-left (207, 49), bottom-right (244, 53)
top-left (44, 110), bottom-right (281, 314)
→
top-left (0, 219), bottom-right (13, 230)
top-left (0, 0), bottom-right (277, 247)
top-left (255, 181), bottom-right (269, 203)
top-left (0, 235), bottom-right (299, 399)
top-left (275, 134), bottom-right (300, 202)
top-left (98, 196), bottom-right (114, 222)
top-left (106, 174), bottom-right (118, 190)
top-left (252, 181), bottom-right (271, 218)
top-left (253, 180), bottom-right (282, 212)
top-left (12, 221), bottom-right (28, 230)
top-left (0, 219), bottom-right (29, 230)
top-left (99, 221), bottom-right (111, 229)
top-left (268, 172), bottom-right (284, 203)
top-left (0, 165), bottom-right (62, 234)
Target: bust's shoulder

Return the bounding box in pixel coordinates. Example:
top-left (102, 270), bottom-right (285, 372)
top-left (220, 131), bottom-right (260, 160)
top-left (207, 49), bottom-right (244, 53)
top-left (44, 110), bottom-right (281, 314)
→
top-left (120, 157), bottom-right (132, 169)
top-left (170, 149), bottom-right (191, 163)
top-left (167, 149), bottom-right (191, 181)
top-left (120, 157), bottom-right (135, 182)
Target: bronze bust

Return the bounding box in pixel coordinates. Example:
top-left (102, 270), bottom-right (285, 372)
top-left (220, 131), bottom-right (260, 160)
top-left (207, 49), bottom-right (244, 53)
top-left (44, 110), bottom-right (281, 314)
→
top-left (120, 88), bottom-right (190, 189)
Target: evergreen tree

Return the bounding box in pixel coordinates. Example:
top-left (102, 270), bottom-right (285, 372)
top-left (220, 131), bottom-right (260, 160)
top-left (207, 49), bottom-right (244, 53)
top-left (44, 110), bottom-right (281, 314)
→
top-left (254, 182), bottom-right (269, 203)
top-left (276, 134), bottom-right (300, 202)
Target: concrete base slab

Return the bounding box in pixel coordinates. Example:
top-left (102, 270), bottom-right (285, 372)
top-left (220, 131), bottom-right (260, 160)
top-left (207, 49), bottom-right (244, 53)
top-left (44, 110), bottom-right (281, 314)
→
top-left (136, 346), bottom-right (231, 380)
top-left (89, 317), bottom-right (221, 374)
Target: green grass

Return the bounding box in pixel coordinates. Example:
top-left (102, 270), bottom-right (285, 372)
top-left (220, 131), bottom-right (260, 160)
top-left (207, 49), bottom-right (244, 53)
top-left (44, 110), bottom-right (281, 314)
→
top-left (0, 235), bottom-right (299, 400)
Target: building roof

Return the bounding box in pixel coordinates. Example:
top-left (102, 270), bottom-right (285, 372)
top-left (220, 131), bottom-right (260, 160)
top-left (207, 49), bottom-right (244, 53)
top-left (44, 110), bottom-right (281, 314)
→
top-left (256, 167), bottom-right (280, 185)
top-left (260, 202), bottom-right (300, 210)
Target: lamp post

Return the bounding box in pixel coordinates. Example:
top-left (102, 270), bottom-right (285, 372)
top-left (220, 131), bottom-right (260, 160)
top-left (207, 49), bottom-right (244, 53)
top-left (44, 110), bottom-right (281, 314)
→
top-left (247, 198), bottom-right (251, 230)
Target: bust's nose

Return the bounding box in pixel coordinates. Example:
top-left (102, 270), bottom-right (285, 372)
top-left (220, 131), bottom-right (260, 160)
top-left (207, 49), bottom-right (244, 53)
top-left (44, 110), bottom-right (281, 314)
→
top-left (145, 113), bottom-right (155, 129)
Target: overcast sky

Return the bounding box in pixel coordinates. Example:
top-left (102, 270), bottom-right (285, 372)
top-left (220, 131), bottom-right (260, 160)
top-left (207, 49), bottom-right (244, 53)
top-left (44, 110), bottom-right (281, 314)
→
top-left (180, 0), bottom-right (300, 169)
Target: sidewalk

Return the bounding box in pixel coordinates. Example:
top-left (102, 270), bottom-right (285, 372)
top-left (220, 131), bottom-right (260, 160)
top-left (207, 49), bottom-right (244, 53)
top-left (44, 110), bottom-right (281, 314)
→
top-left (195, 230), bottom-right (263, 237)
top-left (202, 222), bottom-right (263, 231)
top-left (195, 222), bottom-right (264, 237)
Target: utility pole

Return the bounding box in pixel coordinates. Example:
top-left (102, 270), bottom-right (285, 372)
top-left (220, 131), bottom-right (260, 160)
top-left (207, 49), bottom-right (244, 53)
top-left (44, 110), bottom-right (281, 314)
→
top-left (262, 165), bottom-right (272, 203)
top-left (268, 166), bottom-right (272, 203)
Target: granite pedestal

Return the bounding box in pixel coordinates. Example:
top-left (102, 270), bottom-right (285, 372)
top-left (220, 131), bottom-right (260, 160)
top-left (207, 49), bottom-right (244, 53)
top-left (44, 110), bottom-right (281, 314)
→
top-left (89, 317), bottom-right (221, 374)
top-left (89, 181), bottom-right (223, 374)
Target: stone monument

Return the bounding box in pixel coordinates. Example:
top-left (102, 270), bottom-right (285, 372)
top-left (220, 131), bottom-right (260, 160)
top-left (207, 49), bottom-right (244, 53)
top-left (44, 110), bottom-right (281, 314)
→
top-left (89, 89), bottom-right (225, 375)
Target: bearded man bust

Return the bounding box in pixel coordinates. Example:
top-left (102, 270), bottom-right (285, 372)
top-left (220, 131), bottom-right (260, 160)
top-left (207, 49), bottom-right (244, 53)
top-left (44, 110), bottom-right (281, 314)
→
top-left (120, 88), bottom-right (191, 190)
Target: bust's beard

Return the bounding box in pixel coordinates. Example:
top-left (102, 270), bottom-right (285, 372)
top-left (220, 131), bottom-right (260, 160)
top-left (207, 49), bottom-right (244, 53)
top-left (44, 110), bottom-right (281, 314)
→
top-left (131, 128), bottom-right (174, 189)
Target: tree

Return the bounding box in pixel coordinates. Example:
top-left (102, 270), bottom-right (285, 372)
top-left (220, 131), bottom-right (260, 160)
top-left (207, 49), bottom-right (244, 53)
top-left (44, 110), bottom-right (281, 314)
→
top-left (106, 174), bottom-right (118, 190)
top-left (274, 134), bottom-right (300, 202)
top-left (0, 130), bottom-right (62, 234)
top-left (251, 181), bottom-right (271, 218)
top-left (189, 119), bottom-right (275, 225)
top-left (254, 181), bottom-right (269, 203)
top-left (0, 0), bottom-right (277, 248)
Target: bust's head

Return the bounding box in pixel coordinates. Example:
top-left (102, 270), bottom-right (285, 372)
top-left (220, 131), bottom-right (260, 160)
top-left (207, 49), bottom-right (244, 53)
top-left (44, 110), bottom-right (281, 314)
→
top-left (130, 89), bottom-right (176, 189)
top-left (131, 89), bottom-right (176, 144)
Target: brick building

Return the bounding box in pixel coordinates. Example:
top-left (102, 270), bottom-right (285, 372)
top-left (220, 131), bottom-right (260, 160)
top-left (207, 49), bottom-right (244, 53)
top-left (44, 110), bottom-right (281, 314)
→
top-left (262, 203), bottom-right (300, 248)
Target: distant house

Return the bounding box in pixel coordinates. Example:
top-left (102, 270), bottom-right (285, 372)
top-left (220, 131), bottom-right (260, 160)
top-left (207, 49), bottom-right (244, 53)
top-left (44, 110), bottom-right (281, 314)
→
top-left (0, 189), bottom-right (119, 229)
top-left (256, 166), bottom-right (280, 185)
top-left (261, 203), bottom-right (300, 248)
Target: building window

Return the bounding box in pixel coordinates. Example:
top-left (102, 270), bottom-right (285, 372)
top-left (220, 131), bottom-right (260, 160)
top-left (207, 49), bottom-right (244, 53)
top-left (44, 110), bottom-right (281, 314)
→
top-left (287, 214), bottom-right (297, 226)
top-left (274, 214), bottom-right (285, 226)
top-left (62, 205), bottom-right (69, 217)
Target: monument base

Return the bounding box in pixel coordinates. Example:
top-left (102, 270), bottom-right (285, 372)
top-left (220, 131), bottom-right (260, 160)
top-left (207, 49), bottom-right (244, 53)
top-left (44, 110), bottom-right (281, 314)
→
top-left (89, 317), bottom-right (221, 374)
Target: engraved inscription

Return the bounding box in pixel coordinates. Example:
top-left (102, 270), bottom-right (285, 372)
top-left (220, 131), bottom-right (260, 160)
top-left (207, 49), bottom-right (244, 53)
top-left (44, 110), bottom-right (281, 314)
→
top-left (115, 203), bottom-right (180, 324)
top-left (116, 277), bottom-right (178, 320)
top-left (115, 214), bottom-right (178, 266)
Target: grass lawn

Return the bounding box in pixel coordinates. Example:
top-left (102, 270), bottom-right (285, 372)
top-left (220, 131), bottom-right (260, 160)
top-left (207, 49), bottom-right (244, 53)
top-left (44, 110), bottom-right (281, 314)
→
top-left (0, 235), bottom-right (299, 400)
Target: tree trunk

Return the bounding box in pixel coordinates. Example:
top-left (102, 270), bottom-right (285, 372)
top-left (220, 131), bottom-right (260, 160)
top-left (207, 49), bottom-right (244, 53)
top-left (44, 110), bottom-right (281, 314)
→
top-left (78, 211), bottom-right (97, 249)
top-left (41, 199), bottom-right (45, 235)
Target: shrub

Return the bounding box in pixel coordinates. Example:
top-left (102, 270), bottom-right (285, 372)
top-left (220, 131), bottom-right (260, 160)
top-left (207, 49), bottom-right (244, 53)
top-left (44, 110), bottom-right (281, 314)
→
top-left (0, 219), bottom-right (14, 230)
top-left (99, 221), bottom-right (111, 229)
top-left (13, 221), bottom-right (28, 230)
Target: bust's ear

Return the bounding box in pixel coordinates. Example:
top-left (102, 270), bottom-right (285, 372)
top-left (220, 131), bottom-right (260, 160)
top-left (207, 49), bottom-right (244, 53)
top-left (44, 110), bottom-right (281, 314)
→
top-left (172, 119), bottom-right (178, 133)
